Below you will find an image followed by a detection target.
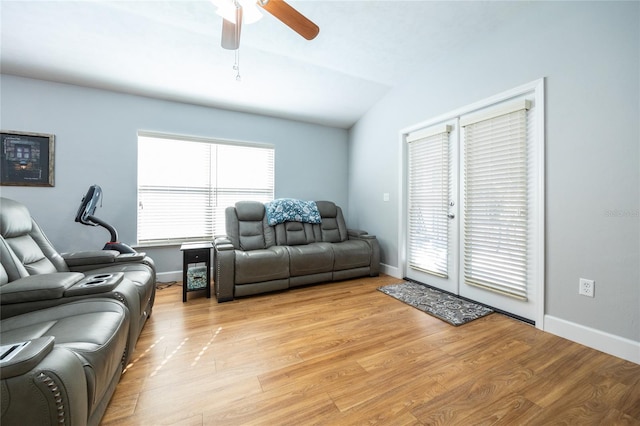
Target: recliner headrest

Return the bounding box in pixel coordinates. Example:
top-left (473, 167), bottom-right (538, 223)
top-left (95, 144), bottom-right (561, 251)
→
top-left (315, 201), bottom-right (337, 218)
top-left (235, 201), bottom-right (265, 221)
top-left (0, 198), bottom-right (34, 238)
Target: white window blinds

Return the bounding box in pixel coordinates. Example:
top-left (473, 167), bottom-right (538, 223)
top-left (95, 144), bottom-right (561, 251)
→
top-left (407, 125), bottom-right (451, 278)
top-left (462, 103), bottom-right (529, 299)
top-left (137, 134), bottom-right (274, 245)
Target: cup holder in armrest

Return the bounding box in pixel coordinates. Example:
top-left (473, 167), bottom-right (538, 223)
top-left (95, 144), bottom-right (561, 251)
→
top-left (0, 336), bottom-right (55, 379)
top-left (64, 272), bottom-right (124, 297)
top-left (81, 273), bottom-right (113, 286)
top-left (91, 274), bottom-right (113, 280)
top-left (82, 279), bottom-right (107, 286)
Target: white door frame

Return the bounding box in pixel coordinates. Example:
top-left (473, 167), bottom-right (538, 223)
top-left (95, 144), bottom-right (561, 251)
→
top-left (398, 78), bottom-right (545, 330)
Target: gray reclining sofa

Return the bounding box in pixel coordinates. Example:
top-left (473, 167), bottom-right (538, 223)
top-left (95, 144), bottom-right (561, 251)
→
top-left (0, 197), bottom-right (156, 425)
top-left (214, 200), bottom-right (380, 302)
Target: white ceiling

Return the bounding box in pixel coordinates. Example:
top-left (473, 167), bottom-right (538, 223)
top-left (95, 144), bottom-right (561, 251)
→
top-left (1, 1), bottom-right (532, 129)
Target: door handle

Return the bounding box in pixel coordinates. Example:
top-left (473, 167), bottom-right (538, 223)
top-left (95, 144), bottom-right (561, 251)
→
top-left (448, 213), bottom-right (455, 219)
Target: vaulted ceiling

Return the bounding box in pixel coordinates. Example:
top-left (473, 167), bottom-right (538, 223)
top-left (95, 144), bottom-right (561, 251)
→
top-left (1, 1), bottom-right (533, 128)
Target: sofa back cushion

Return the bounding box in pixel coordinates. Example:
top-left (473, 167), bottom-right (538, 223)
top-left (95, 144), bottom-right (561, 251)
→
top-left (274, 221), bottom-right (316, 246)
top-left (0, 198), bottom-right (33, 238)
top-left (0, 198), bottom-right (69, 278)
top-left (225, 201), bottom-right (275, 251)
top-left (225, 200), bottom-right (351, 249)
top-left (315, 201), bottom-right (348, 243)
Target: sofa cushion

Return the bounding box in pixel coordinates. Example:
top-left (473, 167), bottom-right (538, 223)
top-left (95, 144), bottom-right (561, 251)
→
top-left (226, 201), bottom-right (275, 250)
top-left (4, 234), bottom-right (58, 275)
top-left (274, 221), bottom-right (316, 246)
top-left (235, 201), bottom-right (266, 221)
top-left (0, 198), bottom-right (32, 238)
top-left (315, 201), bottom-right (338, 218)
top-left (236, 202), bottom-right (267, 250)
top-left (316, 201), bottom-right (348, 243)
top-left (238, 220), bottom-right (266, 251)
top-left (319, 219), bottom-right (342, 243)
top-left (287, 243), bottom-right (334, 276)
top-left (235, 246), bottom-right (289, 284)
top-left (332, 240), bottom-right (372, 271)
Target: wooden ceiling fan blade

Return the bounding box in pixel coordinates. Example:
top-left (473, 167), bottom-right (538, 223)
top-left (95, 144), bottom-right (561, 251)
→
top-left (221, 5), bottom-right (243, 50)
top-left (259, 0), bottom-right (319, 40)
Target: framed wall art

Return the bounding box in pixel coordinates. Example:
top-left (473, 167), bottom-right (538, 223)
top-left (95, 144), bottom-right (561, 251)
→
top-left (1, 130), bottom-right (55, 187)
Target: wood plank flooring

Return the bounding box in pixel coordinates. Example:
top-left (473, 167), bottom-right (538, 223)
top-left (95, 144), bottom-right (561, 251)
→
top-left (101, 275), bottom-right (640, 425)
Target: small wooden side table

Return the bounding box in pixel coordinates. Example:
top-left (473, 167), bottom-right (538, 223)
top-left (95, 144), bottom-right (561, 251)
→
top-left (180, 242), bottom-right (212, 302)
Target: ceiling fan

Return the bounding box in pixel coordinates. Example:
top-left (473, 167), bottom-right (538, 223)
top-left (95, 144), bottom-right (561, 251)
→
top-left (213, 0), bottom-right (320, 50)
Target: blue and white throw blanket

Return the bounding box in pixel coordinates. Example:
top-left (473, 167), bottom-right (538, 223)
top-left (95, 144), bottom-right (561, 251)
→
top-left (265, 198), bottom-right (322, 226)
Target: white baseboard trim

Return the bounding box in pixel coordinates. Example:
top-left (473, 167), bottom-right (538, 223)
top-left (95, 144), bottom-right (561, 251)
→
top-left (161, 266), bottom-right (404, 284)
top-left (544, 315), bottom-right (640, 364)
top-left (380, 263), bottom-right (401, 278)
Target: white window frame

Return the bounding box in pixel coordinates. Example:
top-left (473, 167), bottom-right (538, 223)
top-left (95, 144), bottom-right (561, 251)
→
top-left (137, 131), bottom-right (275, 246)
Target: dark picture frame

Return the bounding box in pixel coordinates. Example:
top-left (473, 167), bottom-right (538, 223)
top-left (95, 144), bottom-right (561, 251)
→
top-left (1, 130), bottom-right (55, 187)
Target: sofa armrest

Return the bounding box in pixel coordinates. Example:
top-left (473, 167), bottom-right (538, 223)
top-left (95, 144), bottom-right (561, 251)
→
top-left (347, 230), bottom-right (381, 276)
top-left (0, 345), bottom-right (89, 425)
top-left (63, 272), bottom-right (124, 297)
top-left (348, 229), bottom-right (376, 239)
top-left (62, 250), bottom-right (120, 266)
top-left (62, 250), bottom-right (152, 273)
top-left (0, 336), bottom-right (55, 379)
top-left (114, 252), bottom-right (147, 262)
top-left (0, 273), bottom-right (85, 304)
top-left (213, 238), bottom-right (235, 302)
top-left (214, 236), bottom-right (233, 247)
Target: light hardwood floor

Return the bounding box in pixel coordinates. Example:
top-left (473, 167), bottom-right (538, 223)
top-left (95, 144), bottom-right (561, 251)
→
top-left (102, 275), bottom-right (640, 425)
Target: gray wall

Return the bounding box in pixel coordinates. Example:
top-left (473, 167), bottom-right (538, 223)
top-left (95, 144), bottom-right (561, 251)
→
top-left (348, 1), bottom-right (639, 341)
top-left (1, 75), bottom-right (349, 275)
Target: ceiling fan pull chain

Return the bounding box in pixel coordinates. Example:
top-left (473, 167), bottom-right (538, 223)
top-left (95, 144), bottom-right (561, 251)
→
top-left (234, 50), bottom-right (241, 81)
top-left (233, 0), bottom-right (241, 81)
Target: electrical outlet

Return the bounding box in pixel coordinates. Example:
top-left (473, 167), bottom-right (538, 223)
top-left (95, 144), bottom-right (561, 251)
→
top-left (579, 278), bottom-right (595, 297)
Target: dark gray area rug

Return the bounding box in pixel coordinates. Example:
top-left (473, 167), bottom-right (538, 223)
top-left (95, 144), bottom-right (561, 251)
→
top-left (378, 281), bottom-right (494, 326)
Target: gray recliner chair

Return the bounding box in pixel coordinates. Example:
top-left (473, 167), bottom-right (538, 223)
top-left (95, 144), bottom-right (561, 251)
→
top-left (0, 197), bottom-right (156, 363)
top-left (0, 292), bottom-right (130, 425)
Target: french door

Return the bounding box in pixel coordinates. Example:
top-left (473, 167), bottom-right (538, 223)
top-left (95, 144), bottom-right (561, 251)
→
top-left (404, 81), bottom-right (544, 324)
top-left (405, 120), bottom-right (459, 295)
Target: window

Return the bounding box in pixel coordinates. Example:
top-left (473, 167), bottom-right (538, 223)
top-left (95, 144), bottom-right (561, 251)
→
top-left (137, 132), bottom-right (274, 245)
